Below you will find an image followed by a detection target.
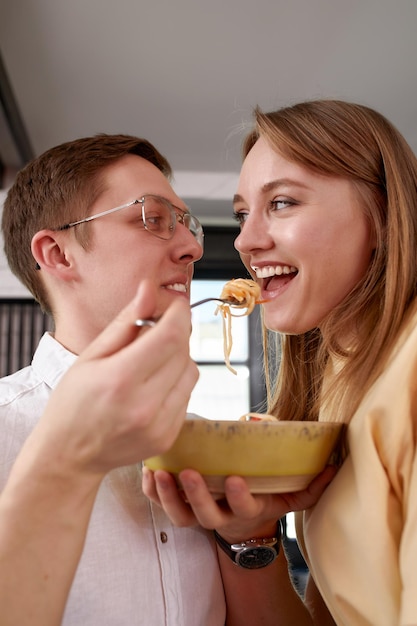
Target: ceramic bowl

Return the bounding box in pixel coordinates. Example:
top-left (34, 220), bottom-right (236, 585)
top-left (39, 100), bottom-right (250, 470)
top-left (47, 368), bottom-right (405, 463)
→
top-left (144, 418), bottom-right (343, 494)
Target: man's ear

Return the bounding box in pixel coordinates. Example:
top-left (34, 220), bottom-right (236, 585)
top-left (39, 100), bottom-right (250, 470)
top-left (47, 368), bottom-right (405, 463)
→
top-left (31, 229), bottom-right (74, 279)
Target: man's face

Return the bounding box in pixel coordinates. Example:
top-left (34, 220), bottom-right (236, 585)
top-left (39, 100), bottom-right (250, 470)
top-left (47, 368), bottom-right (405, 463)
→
top-left (66, 154), bottom-right (203, 336)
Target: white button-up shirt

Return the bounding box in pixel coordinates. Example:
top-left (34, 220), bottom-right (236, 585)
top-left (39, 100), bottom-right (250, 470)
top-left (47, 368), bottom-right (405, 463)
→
top-left (0, 333), bottom-right (226, 625)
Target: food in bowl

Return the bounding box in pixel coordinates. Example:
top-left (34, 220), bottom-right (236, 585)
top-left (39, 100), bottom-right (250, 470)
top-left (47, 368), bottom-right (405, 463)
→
top-left (239, 412), bottom-right (279, 422)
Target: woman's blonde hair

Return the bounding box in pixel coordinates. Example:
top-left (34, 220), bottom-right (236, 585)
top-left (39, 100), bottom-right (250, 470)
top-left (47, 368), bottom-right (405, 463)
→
top-left (243, 100), bottom-right (417, 423)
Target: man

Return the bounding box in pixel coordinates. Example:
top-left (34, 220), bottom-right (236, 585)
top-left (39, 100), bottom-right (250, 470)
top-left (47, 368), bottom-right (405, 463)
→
top-left (0, 134), bottom-right (333, 625)
top-left (0, 134), bottom-right (223, 625)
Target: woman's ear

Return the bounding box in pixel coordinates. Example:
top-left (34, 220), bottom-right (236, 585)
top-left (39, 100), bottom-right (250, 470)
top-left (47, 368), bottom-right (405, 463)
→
top-left (31, 229), bottom-right (73, 278)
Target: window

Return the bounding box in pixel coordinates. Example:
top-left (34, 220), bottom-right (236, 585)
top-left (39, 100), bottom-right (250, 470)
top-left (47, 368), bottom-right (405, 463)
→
top-left (0, 299), bottom-right (53, 377)
top-left (189, 226), bottom-right (266, 419)
top-left (188, 278), bottom-right (251, 420)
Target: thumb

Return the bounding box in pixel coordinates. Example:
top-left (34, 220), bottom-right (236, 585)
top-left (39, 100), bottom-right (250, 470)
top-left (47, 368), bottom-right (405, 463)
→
top-left (80, 280), bottom-right (158, 361)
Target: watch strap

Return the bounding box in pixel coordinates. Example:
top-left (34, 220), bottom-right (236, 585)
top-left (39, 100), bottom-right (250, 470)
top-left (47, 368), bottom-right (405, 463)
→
top-left (213, 520), bottom-right (282, 568)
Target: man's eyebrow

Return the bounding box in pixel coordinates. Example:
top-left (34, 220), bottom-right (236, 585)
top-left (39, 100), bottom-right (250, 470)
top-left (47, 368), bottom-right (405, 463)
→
top-left (172, 202), bottom-right (190, 214)
top-left (166, 198), bottom-right (191, 214)
top-left (141, 194), bottom-right (190, 214)
top-left (233, 178), bottom-right (310, 204)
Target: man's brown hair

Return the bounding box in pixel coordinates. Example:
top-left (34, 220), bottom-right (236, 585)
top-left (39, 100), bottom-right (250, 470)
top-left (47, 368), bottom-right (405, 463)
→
top-left (2, 134), bottom-right (172, 313)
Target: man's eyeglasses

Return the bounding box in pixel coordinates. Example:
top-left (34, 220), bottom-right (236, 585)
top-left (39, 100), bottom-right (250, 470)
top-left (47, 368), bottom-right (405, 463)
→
top-left (55, 194), bottom-right (204, 248)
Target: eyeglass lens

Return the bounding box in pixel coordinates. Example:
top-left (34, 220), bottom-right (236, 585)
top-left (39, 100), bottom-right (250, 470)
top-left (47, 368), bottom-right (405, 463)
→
top-left (142, 196), bottom-right (203, 245)
top-left (142, 196), bottom-right (174, 239)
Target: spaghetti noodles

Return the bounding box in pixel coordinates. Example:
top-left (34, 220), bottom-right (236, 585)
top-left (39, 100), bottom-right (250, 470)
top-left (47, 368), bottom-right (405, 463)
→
top-left (215, 278), bottom-right (262, 374)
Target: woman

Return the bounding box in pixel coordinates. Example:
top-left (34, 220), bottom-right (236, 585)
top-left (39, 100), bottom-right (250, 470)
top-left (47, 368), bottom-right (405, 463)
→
top-left (144, 100), bottom-right (417, 625)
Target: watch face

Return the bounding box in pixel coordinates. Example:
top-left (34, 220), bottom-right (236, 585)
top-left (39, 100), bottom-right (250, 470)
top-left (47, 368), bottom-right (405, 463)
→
top-left (236, 546), bottom-right (277, 569)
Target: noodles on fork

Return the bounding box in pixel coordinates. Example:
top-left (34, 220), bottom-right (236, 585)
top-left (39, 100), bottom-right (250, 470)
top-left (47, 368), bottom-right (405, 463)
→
top-left (215, 278), bottom-right (262, 374)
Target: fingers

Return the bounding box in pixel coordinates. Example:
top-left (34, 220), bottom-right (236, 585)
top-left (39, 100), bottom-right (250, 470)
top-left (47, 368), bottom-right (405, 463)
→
top-left (279, 465), bottom-right (338, 512)
top-left (80, 277), bottom-right (194, 367)
top-left (177, 469), bottom-right (227, 528)
top-left (76, 278), bottom-right (198, 446)
top-left (115, 297), bottom-right (193, 380)
top-left (143, 468), bottom-right (198, 527)
top-left (38, 281), bottom-right (199, 472)
top-left (101, 330), bottom-right (198, 457)
top-left (80, 280), bottom-right (158, 361)
top-left (135, 350), bottom-right (196, 414)
top-left (222, 475), bottom-right (263, 518)
top-left (142, 466), bottom-right (160, 502)
top-left (144, 466), bottom-right (338, 542)
top-left (150, 469), bottom-right (280, 541)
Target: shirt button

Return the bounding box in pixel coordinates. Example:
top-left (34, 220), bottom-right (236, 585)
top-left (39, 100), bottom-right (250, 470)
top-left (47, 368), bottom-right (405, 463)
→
top-left (160, 532), bottom-right (168, 543)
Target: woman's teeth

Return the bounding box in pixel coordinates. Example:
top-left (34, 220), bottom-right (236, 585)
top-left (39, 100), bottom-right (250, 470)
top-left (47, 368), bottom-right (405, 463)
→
top-left (252, 265), bottom-right (297, 278)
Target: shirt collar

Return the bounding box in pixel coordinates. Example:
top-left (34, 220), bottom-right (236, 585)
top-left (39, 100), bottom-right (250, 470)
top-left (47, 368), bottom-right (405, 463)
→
top-left (31, 332), bottom-right (78, 389)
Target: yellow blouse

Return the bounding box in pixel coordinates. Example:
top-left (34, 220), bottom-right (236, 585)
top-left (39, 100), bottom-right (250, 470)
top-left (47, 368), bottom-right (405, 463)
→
top-left (297, 314), bottom-right (417, 625)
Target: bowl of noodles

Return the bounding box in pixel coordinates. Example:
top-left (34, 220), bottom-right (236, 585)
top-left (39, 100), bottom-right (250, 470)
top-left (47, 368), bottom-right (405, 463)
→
top-left (144, 415), bottom-right (344, 494)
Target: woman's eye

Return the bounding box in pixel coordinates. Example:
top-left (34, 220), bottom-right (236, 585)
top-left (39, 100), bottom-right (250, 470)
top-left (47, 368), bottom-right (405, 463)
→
top-left (270, 198), bottom-right (294, 211)
top-left (233, 211), bottom-right (248, 226)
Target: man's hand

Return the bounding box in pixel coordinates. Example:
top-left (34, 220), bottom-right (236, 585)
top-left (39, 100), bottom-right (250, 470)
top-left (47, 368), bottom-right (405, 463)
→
top-left (24, 280), bottom-right (199, 479)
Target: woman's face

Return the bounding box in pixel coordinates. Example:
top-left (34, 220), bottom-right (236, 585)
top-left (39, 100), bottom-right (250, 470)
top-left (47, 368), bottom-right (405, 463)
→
top-left (234, 137), bottom-right (376, 334)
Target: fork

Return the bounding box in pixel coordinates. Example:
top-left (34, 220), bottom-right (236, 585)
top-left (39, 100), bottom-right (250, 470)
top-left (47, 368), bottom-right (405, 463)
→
top-left (134, 297), bottom-right (240, 327)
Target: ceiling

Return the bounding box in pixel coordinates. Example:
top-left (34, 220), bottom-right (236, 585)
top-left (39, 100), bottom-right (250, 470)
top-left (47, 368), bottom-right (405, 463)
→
top-left (1, 0), bottom-right (417, 225)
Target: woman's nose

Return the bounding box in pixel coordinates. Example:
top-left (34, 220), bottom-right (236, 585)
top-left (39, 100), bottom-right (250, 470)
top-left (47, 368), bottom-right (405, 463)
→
top-left (234, 213), bottom-right (272, 254)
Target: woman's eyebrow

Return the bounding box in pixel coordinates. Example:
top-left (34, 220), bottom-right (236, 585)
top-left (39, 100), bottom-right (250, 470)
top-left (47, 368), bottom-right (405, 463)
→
top-left (233, 178), bottom-right (310, 205)
top-left (233, 193), bottom-right (244, 204)
top-left (261, 178), bottom-right (310, 193)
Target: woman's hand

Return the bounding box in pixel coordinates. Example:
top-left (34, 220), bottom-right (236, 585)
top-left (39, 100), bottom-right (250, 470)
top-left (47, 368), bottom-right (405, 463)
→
top-left (142, 464), bottom-right (337, 541)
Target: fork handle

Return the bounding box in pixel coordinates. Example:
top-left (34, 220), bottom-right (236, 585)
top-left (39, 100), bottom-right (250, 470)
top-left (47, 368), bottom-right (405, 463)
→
top-left (190, 297), bottom-right (227, 308)
top-left (134, 298), bottom-right (227, 328)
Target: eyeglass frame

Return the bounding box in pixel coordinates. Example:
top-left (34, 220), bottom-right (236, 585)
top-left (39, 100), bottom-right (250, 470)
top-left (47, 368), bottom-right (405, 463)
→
top-left (53, 194), bottom-right (204, 248)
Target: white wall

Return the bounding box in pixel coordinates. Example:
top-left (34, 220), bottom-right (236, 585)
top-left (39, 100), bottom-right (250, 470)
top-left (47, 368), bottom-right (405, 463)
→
top-left (0, 189), bottom-right (32, 297)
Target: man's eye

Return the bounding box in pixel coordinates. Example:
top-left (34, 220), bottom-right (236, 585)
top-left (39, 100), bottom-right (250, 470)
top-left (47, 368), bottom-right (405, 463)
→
top-left (146, 214), bottom-right (161, 225)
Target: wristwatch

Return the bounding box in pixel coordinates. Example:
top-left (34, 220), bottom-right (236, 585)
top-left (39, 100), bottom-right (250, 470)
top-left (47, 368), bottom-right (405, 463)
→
top-left (213, 521), bottom-right (281, 569)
